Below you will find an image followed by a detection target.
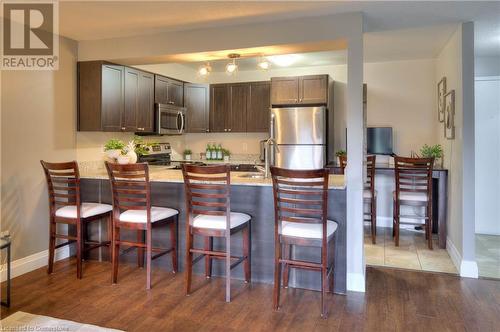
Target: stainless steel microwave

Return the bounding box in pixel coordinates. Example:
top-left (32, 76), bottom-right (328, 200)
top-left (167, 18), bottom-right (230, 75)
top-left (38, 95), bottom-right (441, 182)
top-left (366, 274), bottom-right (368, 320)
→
top-left (155, 103), bottom-right (186, 135)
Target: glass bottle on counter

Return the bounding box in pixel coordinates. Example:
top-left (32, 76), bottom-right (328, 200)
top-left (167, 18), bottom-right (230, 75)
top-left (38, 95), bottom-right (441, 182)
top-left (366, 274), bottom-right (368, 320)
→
top-left (210, 144), bottom-right (217, 160)
top-left (205, 144), bottom-right (211, 160)
top-left (217, 144), bottom-right (223, 160)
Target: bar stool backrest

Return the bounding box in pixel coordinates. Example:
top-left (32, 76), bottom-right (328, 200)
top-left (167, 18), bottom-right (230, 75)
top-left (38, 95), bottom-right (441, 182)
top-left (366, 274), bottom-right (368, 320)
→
top-left (40, 160), bottom-right (81, 218)
top-left (182, 164), bottom-right (231, 230)
top-left (394, 156), bottom-right (434, 202)
top-left (270, 167), bottom-right (329, 241)
top-left (366, 155), bottom-right (376, 193)
top-left (105, 162), bottom-right (151, 223)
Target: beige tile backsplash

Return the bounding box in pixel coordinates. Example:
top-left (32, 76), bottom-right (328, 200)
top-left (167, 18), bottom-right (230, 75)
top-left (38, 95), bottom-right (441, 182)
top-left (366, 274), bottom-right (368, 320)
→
top-left (76, 131), bottom-right (268, 162)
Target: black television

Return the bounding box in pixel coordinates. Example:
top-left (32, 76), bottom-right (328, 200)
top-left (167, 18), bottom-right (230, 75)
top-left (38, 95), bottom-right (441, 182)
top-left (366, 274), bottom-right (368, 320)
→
top-left (367, 127), bottom-right (393, 155)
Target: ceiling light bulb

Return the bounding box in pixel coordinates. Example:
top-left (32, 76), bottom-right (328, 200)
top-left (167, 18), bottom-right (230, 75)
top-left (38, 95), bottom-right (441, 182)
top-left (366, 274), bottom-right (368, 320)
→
top-left (257, 58), bottom-right (270, 70)
top-left (198, 63), bottom-right (211, 76)
top-left (226, 60), bottom-right (238, 74)
top-left (268, 54), bottom-right (300, 67)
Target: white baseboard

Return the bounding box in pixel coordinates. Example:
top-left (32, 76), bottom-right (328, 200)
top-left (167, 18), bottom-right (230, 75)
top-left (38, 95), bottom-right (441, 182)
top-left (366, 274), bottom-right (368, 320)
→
top-left (347, 272), bottom-right (365, 292)
top-left (0, 246), bottom-right (70, 282)
top-left (446, 237), bottom-right (478, 278)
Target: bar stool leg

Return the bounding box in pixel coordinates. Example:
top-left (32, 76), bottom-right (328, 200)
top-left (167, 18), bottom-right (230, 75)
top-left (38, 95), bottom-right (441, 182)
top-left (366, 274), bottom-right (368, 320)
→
top-left (243, 225), bottom-right (251, 283)
top-left (321, 247), bottom-right (328, 318)
top-left (273, 240), bottom-right (282, 310)
top-left (107, 214), bottom-right (113, 262)
top-left (76, 221), bottom-right (83, 279)
top-left (146, 227), bottom-right (152, 290)
top-left (48, 219), bottom-right (56, 274)
top-left (225, 234), bottom-right (231, 303)
top-left (112, 226), bottom-right (120, 284)
top-left (204, 236), bottom-right (213, 278)
top-left (427, 203), bottom-right (433, 250)
top-left (171, 217), bottom-right (178, 273)
top-left (137, 230), bottom-right (144, 268)
top-left (283, 244), bottom-right (291, 288)
top-left (371, 198), bottom-right (376, 244)
top-left (185, 231), bottom-right (193, 295)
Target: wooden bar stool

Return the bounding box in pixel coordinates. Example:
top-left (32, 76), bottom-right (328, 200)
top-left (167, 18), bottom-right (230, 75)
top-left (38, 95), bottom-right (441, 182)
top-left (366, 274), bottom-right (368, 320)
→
top-left (337, 155), bottom-right (378, 243)
top-left (393, 156), bottom-right (434, 249)
top-left (270, 166), bottom-right (337, 318)
top-left (364, 155), bottom-right (377, 244)
top-left (182, 164), bottom-right (251, 303)
top-left (105, 162), bottom-right (179, 289)
top-left (40, 160), bottom-right (112, 279)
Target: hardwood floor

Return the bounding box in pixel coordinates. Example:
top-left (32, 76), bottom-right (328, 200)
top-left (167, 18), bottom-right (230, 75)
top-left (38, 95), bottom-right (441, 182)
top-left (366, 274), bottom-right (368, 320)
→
top-left (1, 259), bottom-right (499, 331)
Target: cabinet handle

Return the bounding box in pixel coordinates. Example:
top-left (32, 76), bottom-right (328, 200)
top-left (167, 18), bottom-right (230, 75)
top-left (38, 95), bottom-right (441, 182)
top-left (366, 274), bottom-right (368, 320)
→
top-left (121, 127), bottom-right (126, 131)
top-left (206, 129), bottom-right (209, 133)
top-left (168, 101), bottom-right (174, 105)
top-left (295, 99), bottom-right (298, 102)
top-left (224, 129), bottom-right (228, 132)
top-left (228, 128), bottom-right (232, 132)
top-left (299, 98), bottom-right (302, 102)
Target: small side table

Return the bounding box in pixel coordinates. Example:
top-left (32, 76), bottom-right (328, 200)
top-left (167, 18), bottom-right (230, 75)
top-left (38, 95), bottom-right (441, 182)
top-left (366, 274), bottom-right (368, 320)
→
top-left (1, 237), bottom-right (11, 307)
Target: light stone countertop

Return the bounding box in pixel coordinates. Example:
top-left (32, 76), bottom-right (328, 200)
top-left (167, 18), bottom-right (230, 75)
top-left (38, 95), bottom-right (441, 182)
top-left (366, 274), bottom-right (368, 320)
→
top-left (80, 164), bottom-right (346, 189)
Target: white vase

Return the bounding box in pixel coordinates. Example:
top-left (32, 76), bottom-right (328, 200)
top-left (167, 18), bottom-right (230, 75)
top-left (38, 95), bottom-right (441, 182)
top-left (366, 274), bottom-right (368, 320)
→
top-left (224, 156), bottom-right (230, 162)
top-left (185, 154), bottom-right (192, 161)
top-left (117, 155), bottom-right (130, 164)
top-left (127, 150), bottom-right (137, 164)
top-left (106, 149), bottom-right (121, 160)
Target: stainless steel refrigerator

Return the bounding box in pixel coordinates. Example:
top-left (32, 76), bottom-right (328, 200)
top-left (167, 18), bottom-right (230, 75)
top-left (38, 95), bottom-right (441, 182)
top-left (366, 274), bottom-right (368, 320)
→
top-left (270, 106), bottom-right (326, 170)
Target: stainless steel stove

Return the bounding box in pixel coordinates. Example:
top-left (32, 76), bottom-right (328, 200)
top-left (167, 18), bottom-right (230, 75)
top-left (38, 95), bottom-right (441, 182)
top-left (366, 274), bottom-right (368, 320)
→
top-left (137, 143), bottom-right (172, 166)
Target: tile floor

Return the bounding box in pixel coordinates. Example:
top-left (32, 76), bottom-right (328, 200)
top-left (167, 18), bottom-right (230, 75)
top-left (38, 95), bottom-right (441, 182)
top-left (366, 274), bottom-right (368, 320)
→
top-left (364, 226), bottom-right (458, 274)
top-left (476, 234), bottom-right (500, 279)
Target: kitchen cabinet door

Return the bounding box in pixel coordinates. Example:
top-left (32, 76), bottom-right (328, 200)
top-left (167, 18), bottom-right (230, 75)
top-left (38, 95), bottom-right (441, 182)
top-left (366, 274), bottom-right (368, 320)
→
top-left (228, 83), bottom-right (248, 133)
top-left (184, 83), bottom-right (209, 133)
top-left (210, 84), bottom-right (229, 133)
top-left (247, 81), bottom-right (270, 132)
top-left (154, 75), bottom-right (169, 104)
top-left (137, 71), bottom-right (155, 132)
top-left (101, 64), bottom-right (125, 131)
top-left (167, 78), bottom-right (184, 107)
top-left (123, 67), bottom-right (139, 132)
top-left (299, 75), bottom-right (328, 104)
top-left (271, 76), bottom-right (299, 105)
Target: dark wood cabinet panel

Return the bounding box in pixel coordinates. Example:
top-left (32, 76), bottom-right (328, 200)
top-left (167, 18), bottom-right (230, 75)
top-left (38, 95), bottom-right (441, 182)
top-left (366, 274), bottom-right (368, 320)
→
top-left (210, 84), bottom-right (229, 133)
top-left (137, 71), bottom-right (155, 132)
top-left (271, 76), bottom-right (299, 105)
top-left (167, 79), bottom-right (184, 107)
top-left (78, 61), bottom-right (102, 131)
top-left (123, 67), bottom-right (139, 132)
top-left (228, 83), bottom-right (248, 133)
top-left (247, 81), bottom-right (270, 132)
top-left (184, 83), bottom-right (209, 133)
top-left (101, 65), bottom-right (124, 132)
top-left (299, 75), bottom-right (328, 104)
top-left (155, 75), bottom-right (184, 106)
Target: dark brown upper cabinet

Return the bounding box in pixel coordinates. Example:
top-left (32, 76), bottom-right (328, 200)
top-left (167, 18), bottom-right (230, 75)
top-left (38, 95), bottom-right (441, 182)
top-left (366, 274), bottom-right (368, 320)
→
top-left (155, 75), bottom-right (184, 107)
top-left (228, 83), bottom-right (248, 133)
top-left (246, 81), bottom-right (270, 132)
top-left (271, 75), bottom-right (328, 106)
top-left (78, 61), bottom-right (154, 132)
top-left (184, 83), bottom-right (209, 133)
top-left (209, 84), bottom-right (229, 133)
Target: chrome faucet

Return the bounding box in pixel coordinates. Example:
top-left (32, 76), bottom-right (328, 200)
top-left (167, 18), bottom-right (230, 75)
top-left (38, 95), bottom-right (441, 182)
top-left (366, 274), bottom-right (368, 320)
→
top-left (259, 137), bottom-right (278, 178)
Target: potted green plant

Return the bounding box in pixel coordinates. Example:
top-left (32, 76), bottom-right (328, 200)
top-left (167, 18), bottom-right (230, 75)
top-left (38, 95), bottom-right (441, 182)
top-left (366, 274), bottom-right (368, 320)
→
top-left (133, 136), bottom-right (150, 157)
top-left (183, 149), bottom-right (193, 161)
top-left (335, 150), bottom-right (347, 158)
top-left (420, 144), bottom-right (443, 168)
top-left (223, 149), bottom-right (231, 162)
top-left (104, 139), bottom-right (125, 160)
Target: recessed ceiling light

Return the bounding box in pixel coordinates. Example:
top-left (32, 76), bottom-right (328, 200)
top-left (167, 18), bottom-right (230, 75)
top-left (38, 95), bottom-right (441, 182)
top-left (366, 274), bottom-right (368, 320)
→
top-left (267, 54), bottom-right (300, 67)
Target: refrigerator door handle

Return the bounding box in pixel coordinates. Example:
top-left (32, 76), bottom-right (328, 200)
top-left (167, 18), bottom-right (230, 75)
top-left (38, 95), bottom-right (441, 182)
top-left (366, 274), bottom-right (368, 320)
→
top-left (270, 113), bottom-right (275, 165)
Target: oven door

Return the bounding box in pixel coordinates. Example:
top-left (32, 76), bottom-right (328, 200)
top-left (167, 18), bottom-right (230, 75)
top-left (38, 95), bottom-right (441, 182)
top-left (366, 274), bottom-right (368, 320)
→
top-left (156, 104), bottom-right (186, 135)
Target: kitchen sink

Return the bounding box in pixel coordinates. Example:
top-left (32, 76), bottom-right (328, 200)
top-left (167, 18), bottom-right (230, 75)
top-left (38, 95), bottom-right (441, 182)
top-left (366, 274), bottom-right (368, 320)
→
top-left (237, 172), bottom-right (266, 179)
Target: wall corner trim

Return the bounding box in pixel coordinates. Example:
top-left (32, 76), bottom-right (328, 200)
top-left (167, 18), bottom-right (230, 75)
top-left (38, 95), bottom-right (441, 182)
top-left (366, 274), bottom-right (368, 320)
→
top-left (347, 272), bottom-right (366, 292)
top-left (0, 247), bottom-right (70, 282)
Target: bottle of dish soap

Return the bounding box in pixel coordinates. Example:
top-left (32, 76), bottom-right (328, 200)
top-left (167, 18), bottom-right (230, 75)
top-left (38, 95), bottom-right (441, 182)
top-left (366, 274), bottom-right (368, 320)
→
top-left (217, 144), bottom-right (223, 160)
top-left (210, 143), bottom-right (217, 160)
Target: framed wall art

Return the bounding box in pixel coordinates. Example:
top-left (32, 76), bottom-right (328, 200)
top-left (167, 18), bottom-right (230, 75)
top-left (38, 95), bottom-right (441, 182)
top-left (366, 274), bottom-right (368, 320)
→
top-left (444, 90), bottom-right (455, 139)
top-left (437, 77), bottom-right (447, 122)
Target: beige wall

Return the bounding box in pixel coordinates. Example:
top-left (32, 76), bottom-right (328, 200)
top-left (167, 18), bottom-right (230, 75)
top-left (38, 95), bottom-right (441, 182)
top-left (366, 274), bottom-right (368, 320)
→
top-left (1, 37), bottom-right (78, 260)
top-left (435, 27), bottom-right (464, 255)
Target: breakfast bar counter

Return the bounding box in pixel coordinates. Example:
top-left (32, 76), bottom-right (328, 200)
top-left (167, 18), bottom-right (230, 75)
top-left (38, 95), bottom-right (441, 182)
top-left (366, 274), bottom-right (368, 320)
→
top-left (80, 165), bottom-right (347, 294)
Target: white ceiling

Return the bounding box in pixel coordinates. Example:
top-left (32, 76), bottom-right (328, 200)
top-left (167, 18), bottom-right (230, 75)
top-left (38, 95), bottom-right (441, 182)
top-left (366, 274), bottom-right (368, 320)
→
top-left (58, 1), bottom-right (500, 58)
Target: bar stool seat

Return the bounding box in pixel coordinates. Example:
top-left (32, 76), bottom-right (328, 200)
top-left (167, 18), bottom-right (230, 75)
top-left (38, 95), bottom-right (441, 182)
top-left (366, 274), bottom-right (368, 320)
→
top-left (192, 212), bottom-right (250, 230)
top-left (281, 220), bottom-right (338, 239)
top-left (119, 207), bottom-right (178, 223)
top-left (393, 191), bottom-right (428, 202)
top-left (363, 189), bottom-right (377, 199)
top-left (55, 202), bottom-right (112, 219)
